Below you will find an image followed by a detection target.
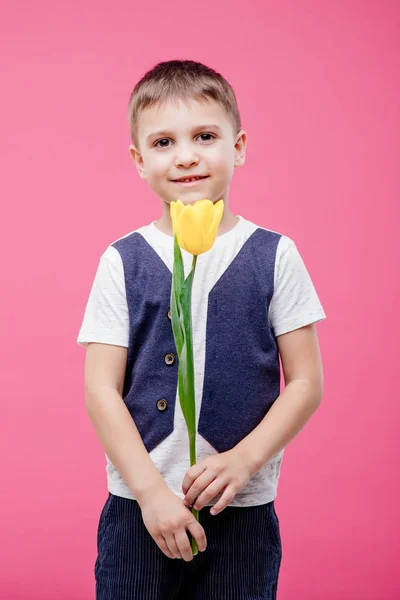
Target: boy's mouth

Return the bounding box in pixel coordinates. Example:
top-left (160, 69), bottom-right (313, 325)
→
top-left (172, 176), bottom-right (209, 186)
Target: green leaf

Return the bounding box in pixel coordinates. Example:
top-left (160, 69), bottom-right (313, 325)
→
top-left (170, 235), bottom-right (184, 355)
top-left (170, 247), bottom-right (199, 555)
top-left (178, 264), bottom-right (197, 466)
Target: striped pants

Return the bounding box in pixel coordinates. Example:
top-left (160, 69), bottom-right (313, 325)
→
top-left (95, 492), bottom-right (282, 600)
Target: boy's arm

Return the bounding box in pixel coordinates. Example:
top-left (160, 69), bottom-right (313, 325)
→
top-left (84, 341), bottom-right (207, 561)
top-left (84, 342), bottom-right (168, 502)
top-left (234, 322), bottom-right (324, 470)
top-left (182, 323), bottom-right (324, 513)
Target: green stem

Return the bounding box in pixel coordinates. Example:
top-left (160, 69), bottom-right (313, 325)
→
top-left (171, 250), bottom-right (200, 556)
top-left (189, 254), bottom-right (198, 556)
top-left (191, 507), bottom-right (199, 555)
top-left (189, 255), bottom-right (197, 469)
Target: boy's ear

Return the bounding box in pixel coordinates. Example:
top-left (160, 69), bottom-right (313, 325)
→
top-left (129, 144), bottom-right (146, 179)
top-left (234, 130), bottom-right (247, 168)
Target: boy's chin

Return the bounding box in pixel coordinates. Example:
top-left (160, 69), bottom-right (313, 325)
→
top-left (168, 197), bottom-right (216, 205)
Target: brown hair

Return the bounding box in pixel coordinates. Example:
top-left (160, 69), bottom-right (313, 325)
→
top-left (127, 60), bottom-right (241, 149)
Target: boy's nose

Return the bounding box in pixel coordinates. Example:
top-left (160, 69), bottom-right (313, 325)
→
top-left (174, 148), bottom-right (200, 168)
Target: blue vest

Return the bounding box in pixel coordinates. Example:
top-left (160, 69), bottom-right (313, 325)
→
top-left (112, 227), bottom-right (282, 454)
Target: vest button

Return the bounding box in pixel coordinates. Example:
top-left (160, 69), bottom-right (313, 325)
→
top-left (164, 353), bottom-right (175, 365)
top-left (157, 399), bottom-right (168, 411)
top-left (167, 309), bottom-right (171, 320)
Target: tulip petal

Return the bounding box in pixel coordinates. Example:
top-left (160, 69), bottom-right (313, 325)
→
top-left (175, 199), bottom-right (185, 218)
top-left (208, 199), bottom-right (224, 239)
top-left (172, 198), bottom-right (225, 255)
top-left (192, 199), bottom-right (214, 236)
top-left (179, 206), bottom-right (205, 255)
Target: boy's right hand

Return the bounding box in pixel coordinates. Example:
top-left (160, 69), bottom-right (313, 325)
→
top-left (137, 483), bottom-right (207, 561)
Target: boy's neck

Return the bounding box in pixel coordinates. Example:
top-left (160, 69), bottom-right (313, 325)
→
top-left (154, 204), bottom-right (239, 238)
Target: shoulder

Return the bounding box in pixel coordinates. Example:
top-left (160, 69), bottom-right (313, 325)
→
top-left (239, 215), bottom-right (295, 260)
top-left (99, 222), bottom-right (154, 266)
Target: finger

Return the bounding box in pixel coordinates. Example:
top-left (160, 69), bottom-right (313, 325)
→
top-left (154, 534), bottom-right (175, 559)
top-left (182, 463), bottom-right (207, 494)
top-left (187, 520), bottom-right (207, 553)
top-left (164, 534), bottom-right (182, 560)
top-left (184, 470), bottom-right (217, 507)
top-left (209, 486), bottom-right (236, 516)
top-left (174, 530), bottom-right (194, 562)
top-left (193, 478), bottom-right (226, 511)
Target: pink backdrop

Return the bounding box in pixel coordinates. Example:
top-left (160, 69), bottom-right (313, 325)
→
top-left (1, 1), bottom-right (398, 598)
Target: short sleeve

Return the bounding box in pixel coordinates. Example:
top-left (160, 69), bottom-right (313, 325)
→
top-left (269, 239), bottom-right (327, 337)
top-left (76, 246), bottom-right (129, 348)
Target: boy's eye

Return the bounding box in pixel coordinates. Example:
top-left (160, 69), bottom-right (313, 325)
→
top-left (198, 133), bottom-right (215, 142)
top-left (154, 133), bottom-right (216, 148)
top-left (154, 138), bottom-right (171, 148)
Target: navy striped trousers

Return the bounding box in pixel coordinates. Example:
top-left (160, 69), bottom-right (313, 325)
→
top-left (95, 492), bottom-right (282, 599)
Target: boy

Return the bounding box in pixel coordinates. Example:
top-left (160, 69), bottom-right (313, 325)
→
top-left (77, 59), bottom-right (327, 599)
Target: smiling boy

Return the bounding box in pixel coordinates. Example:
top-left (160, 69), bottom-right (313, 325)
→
top-left (133, 95), bottom-right (241, 237)
top-left (77, 59), bottom-right (327, 599)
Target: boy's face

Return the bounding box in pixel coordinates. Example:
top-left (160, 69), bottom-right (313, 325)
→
top-left (129, 98), bottom-right (246, 208)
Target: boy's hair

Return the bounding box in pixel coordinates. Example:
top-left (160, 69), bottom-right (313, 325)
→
top-left (127, 60), bottom-right (241, 149)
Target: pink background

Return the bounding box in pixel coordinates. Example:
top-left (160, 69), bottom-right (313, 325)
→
top-left (1, 1), bottom-right (398, 598)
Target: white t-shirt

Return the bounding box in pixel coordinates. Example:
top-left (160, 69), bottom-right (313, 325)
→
top-left (77, 214), bottom-right (327, 506)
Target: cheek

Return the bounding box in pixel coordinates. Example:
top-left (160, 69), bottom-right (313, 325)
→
top-left (212, 156), bottom-right (234, 180)
top-left (209, 145), bottom-right (234, 174)
top-left (148, 158), bottom-right (170, 180)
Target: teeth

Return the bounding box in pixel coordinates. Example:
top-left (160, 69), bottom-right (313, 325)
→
top-left (179, 176), bottom-right (203, 182)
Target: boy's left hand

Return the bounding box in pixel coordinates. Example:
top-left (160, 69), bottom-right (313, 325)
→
top-left (182, 448), bottom-right (255, 515)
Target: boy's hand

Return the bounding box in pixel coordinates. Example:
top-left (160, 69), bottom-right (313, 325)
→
top-left (182, 448), bottom-right (254, 515)
top-left (138, 483), bottom-right (207, 562)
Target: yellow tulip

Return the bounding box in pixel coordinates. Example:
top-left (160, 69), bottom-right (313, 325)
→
top-left (170, 199), bottom-right (224, 256)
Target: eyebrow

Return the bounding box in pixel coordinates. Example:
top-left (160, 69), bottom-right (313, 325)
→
top-left (146, 124), bottom-right (223, 142)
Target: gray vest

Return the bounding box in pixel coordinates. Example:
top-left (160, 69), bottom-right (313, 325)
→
top-left (112, 227), bottom-right (281, 454)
